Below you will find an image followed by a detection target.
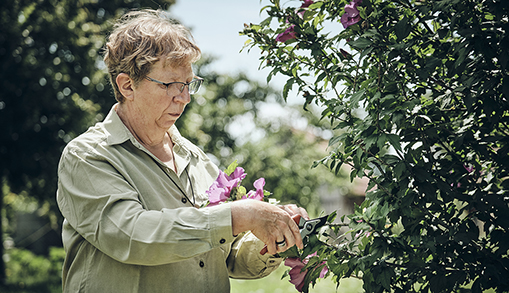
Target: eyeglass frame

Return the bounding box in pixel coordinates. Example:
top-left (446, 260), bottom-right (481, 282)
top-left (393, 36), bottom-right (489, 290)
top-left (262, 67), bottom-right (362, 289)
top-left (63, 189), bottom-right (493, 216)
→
top-left (145, 76), bottom-right (204, 95)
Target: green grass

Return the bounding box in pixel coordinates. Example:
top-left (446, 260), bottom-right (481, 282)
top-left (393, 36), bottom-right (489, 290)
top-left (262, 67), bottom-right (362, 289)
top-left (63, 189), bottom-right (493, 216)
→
top-left (231, 266), bottom-right (364, 293)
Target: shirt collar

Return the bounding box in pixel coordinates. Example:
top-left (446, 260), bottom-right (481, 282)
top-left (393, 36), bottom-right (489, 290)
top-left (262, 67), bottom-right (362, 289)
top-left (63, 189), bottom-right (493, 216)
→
top-left (102, 104), bottom-right (201, 160)
top-left (102, 104), bottom-right (132, 146)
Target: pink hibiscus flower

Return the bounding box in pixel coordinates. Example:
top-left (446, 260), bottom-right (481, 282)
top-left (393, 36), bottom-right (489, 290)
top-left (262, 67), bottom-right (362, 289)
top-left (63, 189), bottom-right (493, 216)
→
top-left (301, 0), bottom-right (314, 8)
top-left (341, 0), bottom-right (363, 28)
top-left (206, 167), bottom-right (246, 206)
top-left (276, 0), bottom-right (314, 42)
top-left (245, 177), bottom-right (266, 201)
top-left (276, 25), bottom-right (297, 42)
top-left (284, 252), bottom-right (328, 292)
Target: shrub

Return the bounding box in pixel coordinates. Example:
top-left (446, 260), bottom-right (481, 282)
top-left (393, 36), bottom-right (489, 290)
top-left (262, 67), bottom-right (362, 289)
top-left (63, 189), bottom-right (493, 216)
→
top-left (242, 0), bottom-right (509, 292)
top-left (4, 247), bottom-right (64, 293)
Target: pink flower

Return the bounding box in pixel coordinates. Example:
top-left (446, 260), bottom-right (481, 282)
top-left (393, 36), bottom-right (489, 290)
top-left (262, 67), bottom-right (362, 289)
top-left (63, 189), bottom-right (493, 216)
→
top-left (284, 252), bottom-right (328, 292)
top-left (229, 166), bottom-right (247, 181)
top-left (301, 0), bottom-right (314, 8)
top-left (276, 25), bottom-right (297, 42)
top-left (276, 0), bottom-right (315, 42)
top-left (298, 0), bottom-right (314, 16)
top-left (206, 181), bottom-right (228, 206)
top-left (246, 177), bottom-right (265, 200)
top-left (285, 258), bottom-right (307, 292)
top-left (464, 165), bottom-right (474, 173)
top-left (341, 0), bottom-right (363, 28)
top-left (206, 168), bottom-right (245, 206)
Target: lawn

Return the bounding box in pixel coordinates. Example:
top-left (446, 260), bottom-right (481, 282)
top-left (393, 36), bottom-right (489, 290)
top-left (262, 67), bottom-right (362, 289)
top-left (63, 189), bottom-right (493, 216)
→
top-left (231, 265), bottom-right (364, 293)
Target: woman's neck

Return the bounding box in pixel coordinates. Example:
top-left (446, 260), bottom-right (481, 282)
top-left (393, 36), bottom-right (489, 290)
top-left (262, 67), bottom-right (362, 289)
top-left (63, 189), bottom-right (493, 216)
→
top-left (115, 104), bottom-right (177, 172)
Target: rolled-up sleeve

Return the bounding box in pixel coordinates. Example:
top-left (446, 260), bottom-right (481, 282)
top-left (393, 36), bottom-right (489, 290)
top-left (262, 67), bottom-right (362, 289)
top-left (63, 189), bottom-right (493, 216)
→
top-left (226, 232), bottom-right (283, 279)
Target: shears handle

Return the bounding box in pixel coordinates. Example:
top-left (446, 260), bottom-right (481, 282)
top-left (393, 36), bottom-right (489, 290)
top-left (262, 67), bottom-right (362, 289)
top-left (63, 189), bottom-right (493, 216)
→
top-left (259, 214), bottom-right (302, 255)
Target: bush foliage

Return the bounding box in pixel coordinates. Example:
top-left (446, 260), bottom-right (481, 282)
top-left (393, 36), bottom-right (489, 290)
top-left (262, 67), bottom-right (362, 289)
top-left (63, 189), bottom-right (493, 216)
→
top-left (242, 0), bottom-right (509, 292)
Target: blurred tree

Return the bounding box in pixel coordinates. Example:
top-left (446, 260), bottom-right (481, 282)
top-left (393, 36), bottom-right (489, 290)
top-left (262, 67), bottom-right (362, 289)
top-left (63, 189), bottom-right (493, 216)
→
top-left (179, 58), bottom-right (349, 216)
top-left (0, 1), bottom-right (350, 289)
top-left (0, 0), bottom-right (174, 286)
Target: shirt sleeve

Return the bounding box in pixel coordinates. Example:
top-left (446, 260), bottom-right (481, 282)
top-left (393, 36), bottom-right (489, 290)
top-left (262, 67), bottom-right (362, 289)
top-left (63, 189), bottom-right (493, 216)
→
top-left (57, 145), bottom-right (235, 266)
top-left (226, 231), bottom-right (283, 279)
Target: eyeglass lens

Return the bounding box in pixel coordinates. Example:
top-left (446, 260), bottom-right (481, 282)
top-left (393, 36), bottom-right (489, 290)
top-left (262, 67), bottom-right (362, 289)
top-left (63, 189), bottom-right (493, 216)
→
top-left (168, 79), bottom-right (202, 95)
top-left (187, 79), bottom-right (202, 94)
top-left (146, 76), bottom-right (203, 95)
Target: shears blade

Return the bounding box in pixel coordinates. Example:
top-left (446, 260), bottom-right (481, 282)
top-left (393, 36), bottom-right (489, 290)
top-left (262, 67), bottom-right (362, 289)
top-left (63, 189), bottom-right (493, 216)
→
top-left (296, 214), bottom-right (328, 239)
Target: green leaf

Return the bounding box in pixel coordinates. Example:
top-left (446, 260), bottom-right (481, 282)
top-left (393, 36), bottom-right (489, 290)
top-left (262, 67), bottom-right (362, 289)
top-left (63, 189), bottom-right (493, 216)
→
top-left (236, 186), bottom-right (247, 200)
top-left (377, 133), bottom-right (387, 149)
top-left (394, 161), bottom-right (406, 179)
top-left (350, 89), bottom-right (366, 107)
top-left (224, 160), bottom-right (238, 176)
top-left (395, 17), bottom-right (411, 41)
top-left (308, 2), bottom-right (323, 9)
top-left (387, 134), bottom-right (402, 152)
top-left (302, 10), bottom-right (316, 22)
top-left (328, 135), bottom-right (342, 147)
top-left (349, 38), bottom-right (372, 50)
top-left (379, 267), bottom-right (394, 290)
top-left (283, 78), bottom-right (295, 100)
top-left (373, 91), bottom-right (381, 101)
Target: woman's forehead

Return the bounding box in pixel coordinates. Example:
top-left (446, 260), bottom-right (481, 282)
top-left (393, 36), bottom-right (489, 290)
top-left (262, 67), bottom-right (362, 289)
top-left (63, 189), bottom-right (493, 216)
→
top-left (152, 59), bottom-right (194, 79)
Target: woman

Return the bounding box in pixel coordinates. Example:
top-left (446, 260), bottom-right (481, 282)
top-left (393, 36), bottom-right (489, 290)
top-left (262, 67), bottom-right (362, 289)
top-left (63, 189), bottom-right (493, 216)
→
top-left (56, 9), bottom-right (308, 292)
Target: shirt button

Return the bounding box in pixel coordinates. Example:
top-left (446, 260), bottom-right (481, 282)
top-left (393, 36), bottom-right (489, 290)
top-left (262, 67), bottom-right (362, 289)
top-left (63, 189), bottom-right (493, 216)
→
top-left (199, 260), bottom-right (205, 268)
top-left (181, 198), bottom-right (187, 204)
top-left (219, 238), bottom-right (226, 244)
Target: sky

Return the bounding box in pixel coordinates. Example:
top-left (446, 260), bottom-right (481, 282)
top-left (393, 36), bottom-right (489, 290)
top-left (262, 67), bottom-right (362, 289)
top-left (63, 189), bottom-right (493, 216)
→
top-left (169, 0), bottom-right (289, 94)
top-left (168, 1), bottom-right (335, 142)
top-left (168, 0), bottom-right (316, 142)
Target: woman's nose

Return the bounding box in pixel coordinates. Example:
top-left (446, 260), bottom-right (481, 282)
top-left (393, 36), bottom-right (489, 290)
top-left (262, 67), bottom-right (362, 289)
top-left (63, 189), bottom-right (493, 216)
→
top-left (174, 88), bottom-right (191, 104)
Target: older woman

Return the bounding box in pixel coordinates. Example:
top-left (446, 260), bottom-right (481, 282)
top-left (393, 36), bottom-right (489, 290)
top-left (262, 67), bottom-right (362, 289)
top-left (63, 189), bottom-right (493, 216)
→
top-left (56, 9), bottom-right (307, 293)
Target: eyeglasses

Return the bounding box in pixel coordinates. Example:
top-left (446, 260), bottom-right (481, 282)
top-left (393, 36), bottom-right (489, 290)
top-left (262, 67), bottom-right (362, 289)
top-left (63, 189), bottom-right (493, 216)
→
top-left (145, 76), bottom-right (204, 95)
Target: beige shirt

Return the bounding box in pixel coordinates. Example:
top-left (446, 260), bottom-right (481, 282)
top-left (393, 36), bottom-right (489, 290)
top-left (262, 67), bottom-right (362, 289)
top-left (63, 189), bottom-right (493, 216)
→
top-left (56, 105), bottom-right (282, 292)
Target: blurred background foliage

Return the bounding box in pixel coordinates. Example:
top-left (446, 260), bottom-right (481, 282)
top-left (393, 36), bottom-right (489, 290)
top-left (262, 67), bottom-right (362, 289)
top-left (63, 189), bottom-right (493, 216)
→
top-left (0, 0), bottom-right (350, 291)
top-left (180, 58), bottom-right (348, 214)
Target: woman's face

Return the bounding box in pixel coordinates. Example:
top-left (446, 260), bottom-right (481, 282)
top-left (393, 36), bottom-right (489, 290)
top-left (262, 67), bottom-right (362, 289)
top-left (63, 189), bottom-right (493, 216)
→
top-left (131, 60), bottom-right (194, 131)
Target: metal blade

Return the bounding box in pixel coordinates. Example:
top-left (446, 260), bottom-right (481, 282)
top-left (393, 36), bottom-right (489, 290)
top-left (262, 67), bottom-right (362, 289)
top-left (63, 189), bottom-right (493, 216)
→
top-left (300, 215), bottom-right (328, 239)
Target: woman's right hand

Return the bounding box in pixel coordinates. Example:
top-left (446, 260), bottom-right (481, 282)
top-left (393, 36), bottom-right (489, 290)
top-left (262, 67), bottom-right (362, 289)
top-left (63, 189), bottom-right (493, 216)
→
top-left (230, 199), bottom-right (304, 255)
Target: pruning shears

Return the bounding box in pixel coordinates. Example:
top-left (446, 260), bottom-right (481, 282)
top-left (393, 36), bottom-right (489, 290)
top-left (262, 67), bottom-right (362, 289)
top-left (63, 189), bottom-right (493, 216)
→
top-left (260, 214), bottom-right (329, 255)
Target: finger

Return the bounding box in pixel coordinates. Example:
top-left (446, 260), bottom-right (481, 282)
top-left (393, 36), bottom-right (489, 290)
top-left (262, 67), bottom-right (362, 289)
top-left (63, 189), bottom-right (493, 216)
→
top-left (280, 229), bottom-right (296, 252)
top-left (266, 238), bottom-right (278, 255)
top-left (298, 207), bottom-right (310, 220)
top-left (278, 204), bottom-right (298, 215)
top-left (276, 238), bottom-right (289, 252)
top-left (285, 215), bottom-right (303, 250)
top-left (279, 205), bottom-right (310, 220)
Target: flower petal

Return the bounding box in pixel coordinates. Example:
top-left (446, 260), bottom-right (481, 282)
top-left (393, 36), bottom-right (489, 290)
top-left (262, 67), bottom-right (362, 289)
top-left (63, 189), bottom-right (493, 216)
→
top-left (319, 264), bottom-right (328, 278)
top-left (285, 257), bottom-right (304, 268)
top-left (287, 264), bottom-right (307, 292)
top-left (276, 25), bottom-right (296, 42)
top-left (341, 1), bottom-right (362, 28)
top-left (229, 167), bottom-right (247, 181)
top-left (253, 177), bottom-right (265, 190)
top-left (301, 0), bottom-right (314, 8)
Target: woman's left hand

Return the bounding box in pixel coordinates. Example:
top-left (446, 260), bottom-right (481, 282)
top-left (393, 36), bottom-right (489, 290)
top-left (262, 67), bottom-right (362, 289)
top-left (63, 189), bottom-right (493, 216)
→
top-left (278, 204), bottom-right (309, 221)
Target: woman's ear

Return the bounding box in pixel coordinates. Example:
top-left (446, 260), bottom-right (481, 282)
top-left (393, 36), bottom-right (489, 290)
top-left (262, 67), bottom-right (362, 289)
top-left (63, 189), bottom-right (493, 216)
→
top-left (116, 73), bottom-right (134, 101)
